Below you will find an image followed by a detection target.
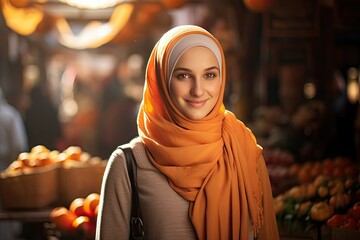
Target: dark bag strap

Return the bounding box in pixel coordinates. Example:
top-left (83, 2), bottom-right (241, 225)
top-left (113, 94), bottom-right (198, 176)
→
top-left (118, 145), bottom-right (144, 240)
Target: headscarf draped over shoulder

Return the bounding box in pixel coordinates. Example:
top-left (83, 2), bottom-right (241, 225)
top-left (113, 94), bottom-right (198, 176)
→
top-left (137, 25), bottom-right (263, 240)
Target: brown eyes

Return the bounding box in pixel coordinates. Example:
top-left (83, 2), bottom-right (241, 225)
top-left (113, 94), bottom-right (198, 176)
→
top-left (205, 73), bottom-right (217, 78)
top-left (176, 73), bottom-right (189, 79)
top-left (174, 72), bottom-right (218, 80)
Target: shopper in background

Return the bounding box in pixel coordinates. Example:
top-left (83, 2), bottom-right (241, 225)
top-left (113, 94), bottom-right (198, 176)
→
top-left (98, 60), bottom-right (139, 159)
top-left (0, 86), bottom-right (27, 240)
top-left (0, 86), bottom-right (28, 170)
top-left (24, 82), bottom-right (63, 150)
top-left (96, 25), bottom-right (279, 240)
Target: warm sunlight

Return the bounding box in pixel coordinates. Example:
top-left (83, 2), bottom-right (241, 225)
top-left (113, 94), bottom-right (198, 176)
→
top-left (57, 0), bottom-right (125, 9)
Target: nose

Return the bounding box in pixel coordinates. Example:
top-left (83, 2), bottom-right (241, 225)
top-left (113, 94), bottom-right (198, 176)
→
top-left (190, 78), bottom-right (204, 96)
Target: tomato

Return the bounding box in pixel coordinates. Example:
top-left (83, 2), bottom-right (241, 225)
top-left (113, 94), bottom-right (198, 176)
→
top-left (341, 217), bottom-right (357, 230)
top-left (326, 214), bottom-right (348, 228)
top-left (348, 201), bottom-right (360, 220)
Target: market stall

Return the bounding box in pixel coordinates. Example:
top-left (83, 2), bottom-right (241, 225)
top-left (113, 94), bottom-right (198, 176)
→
top-left (0, 145), bottom-right (105, 239)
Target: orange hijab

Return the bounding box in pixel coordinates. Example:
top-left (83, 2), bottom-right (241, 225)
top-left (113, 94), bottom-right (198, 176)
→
top-left (137, 25), bottom-right (263, 239)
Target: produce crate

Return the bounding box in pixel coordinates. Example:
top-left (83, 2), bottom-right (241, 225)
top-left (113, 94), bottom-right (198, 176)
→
top-left (278, 223), bottom-right (360, 240)
top-left (57, 161), bottom-right (106, 206)
top-left (278, 221), bottom-right (320, 240)
top-left (321, 226), bottom-right (360, 240)
top-left (0, 165), bottom-right (58, 209)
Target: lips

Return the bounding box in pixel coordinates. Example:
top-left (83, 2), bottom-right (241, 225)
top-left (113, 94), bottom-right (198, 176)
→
top-left (186, 99), bottom-right (208, 108)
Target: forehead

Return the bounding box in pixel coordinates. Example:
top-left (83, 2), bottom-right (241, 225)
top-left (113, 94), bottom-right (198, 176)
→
top-left (174, 46), bottom-right (219, 68)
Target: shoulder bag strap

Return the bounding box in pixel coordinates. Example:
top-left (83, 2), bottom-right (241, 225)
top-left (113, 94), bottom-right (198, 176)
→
top-left (118, 145), bottom-right (145, 240)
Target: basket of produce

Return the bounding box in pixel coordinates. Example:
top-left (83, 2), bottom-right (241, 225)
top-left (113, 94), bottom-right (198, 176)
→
top-left (0, 145), bottom-right (60, 209)
top-left (56, 146), bottom-right (106, 206)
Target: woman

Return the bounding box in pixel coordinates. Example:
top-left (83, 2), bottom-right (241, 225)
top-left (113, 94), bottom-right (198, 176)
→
top-left (96, 25), bottom-right (279, 240)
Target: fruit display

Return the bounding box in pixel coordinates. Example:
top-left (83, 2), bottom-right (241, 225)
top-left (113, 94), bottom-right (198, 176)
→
top-left (50, 193), bottom-right (100, 239)
top-left (263, 148), bottom-right (298, 196)
top-left (1, 145), bottom-right (61, 177)
top-left (1, 145), bottom-right (104, 177)
top-left (291, 156), bottom-right (358, 185)
top-left (325, 201), bottom-right (360, 230)
top-left (0, 145), bottom-right (106, 209)
top-left (274, 157), bottom-right (360, 234)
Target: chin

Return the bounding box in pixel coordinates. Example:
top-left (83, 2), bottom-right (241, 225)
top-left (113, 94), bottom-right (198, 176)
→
top-left (185, 112), bottom-right (208, 120)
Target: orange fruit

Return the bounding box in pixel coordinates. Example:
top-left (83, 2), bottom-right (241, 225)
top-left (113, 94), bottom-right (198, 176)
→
top-left (30, 145), bottom-right (49, 154)
top-left (94, 204), bottom-right (99, 217)
top-left (69, 198), bottom-right (87, 217)
top-left (18, 152), bottom-right (37, 168)
top-left (6, 160), bottom-right (23, 171)
top-left (17, 152), bottom-right (30, 161)
top-left (50, 207), bottom-right (77, 230)
top-left (72, 216), bottom-right (95, 238)
top-left (83, 193), bottom-right (100, 218)
top-left (36, 152), bottom-right (53, 167)
top-left (64, 146), bottom-right (82, 161)
top-left (54, 152), bottom-right (68, 164)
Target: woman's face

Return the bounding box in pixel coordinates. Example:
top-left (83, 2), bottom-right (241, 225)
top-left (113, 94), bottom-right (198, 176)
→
top-left (169, 46), bottom-right (221, 120)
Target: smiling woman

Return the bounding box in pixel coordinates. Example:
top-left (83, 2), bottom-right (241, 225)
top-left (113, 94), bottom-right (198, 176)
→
top-left (96, 25), bottom-right (279, 240)
top-left (169, 46), bottom-right (221, 120)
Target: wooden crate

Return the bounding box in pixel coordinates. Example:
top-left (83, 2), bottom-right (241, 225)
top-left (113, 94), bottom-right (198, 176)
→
top-left (57, 162), bottom-right (106, 206)
top-left (0, 165), bottom-right (58, 209)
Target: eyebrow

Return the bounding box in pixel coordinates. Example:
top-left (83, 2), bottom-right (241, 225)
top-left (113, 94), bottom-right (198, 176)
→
top-left (173, 66), bottom-right (220, 72)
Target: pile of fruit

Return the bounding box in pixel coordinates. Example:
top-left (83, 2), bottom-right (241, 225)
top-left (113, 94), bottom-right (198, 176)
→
top-left (326, 202), bottom-right (360, 230)
top-left (274, 157), bottom-right (360, 232)
top-left (263, 148), bottom-right (297, 196)
top-left (50, 193), bottom-right (100, 239)
top-left (290, 156), bottom-right (358, 185)
top-left (2, 145), bottom-right (103, 177)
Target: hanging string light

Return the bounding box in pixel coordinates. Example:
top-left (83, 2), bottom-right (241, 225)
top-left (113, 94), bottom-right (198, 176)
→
top-left (347, 67), bottom-right (360, 104)
top-left (55, 3), bottom-right (134, 49)
top-left (0, 0), bottom-right (178, 49)
top-left (56, 0), bottom-right (125, 9)
top-left (1, 0), bottom-right (44, 36)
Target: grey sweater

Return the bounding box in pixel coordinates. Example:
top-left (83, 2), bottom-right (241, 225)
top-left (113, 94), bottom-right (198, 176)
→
top-left (95, 137), bottom-right (264, 240)
top-left (96, 137), bottom-right (197, 240)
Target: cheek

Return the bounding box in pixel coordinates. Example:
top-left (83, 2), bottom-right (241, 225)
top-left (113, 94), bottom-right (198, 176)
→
top-left (169, 82), bottom-right (184, 106)
top-left (209, 81), bottom-right (221, 97)
top-left (170, 81), bottom-right (188, 99)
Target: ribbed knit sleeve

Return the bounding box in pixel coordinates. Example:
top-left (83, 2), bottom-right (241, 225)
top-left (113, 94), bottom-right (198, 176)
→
top-left (96, 148), bottom-right (131, 240)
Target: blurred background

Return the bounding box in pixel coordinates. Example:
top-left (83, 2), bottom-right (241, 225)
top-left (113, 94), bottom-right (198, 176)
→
top-left (1, 0), bottom-right (359, 162)
top-left (1, 0), bottom-right (360, 239)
